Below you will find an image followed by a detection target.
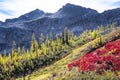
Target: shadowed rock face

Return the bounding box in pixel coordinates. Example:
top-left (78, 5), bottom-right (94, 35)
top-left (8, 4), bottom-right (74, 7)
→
top-left (0, 3), bottom-right (120, 53)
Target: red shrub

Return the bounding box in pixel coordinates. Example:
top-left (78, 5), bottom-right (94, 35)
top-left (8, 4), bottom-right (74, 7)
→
top-left (68, 39), bottom-right (120, 73)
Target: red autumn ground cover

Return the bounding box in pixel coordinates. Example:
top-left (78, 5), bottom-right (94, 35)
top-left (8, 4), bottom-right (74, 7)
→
top-left (68, 39), bottom-right (120, 72)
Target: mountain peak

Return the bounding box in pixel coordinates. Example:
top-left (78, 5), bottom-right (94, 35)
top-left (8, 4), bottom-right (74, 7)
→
top-left (64, 3), bottom-right (77, 7)
top-left (62, 3), bottom-right (83, 10)
top-left (5, 9), bottom-right (45, 23)
top-left (22, 8), bottom-right (45, 19)
top-left (27, 8), bottom-right (44, 15)
top-left (34, 8), bottom-right (40, 12)
top-left (51, 3), bottom-right (98, 18)
top-left (63, 3), bottom-right (85, 9)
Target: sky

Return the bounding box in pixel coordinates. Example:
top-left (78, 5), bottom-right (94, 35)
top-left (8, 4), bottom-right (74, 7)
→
top-left (0, 0), bottom-right (120, 22)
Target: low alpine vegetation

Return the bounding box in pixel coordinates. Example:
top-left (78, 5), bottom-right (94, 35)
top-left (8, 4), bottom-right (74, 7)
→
top-left (68, 39), bottom-right (120, 75)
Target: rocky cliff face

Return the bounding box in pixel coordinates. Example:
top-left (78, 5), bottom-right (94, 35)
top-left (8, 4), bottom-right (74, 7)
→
top-left (0, 3), bottom-right (120, 53)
